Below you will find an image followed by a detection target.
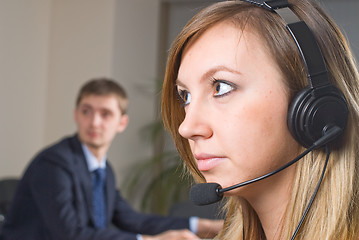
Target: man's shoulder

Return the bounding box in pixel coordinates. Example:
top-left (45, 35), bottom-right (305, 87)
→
top-left (34, 134), bottom-right (82, 167)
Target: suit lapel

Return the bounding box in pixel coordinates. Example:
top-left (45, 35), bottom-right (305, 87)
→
top-left (79, 155), bottom-right (94, 223)
top-left (105, 164), bottom-right (114, 223)
top-left (70, 135), bottom-right (95, 224)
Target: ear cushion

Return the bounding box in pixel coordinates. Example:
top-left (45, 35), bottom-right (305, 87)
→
top-left (287, 85), bottom-right (349, 148)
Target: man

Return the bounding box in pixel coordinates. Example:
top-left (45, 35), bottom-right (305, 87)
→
top-left (0, 78), bottom-right (222, 240)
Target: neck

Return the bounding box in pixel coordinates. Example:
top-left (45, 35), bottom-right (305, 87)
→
top-left (246, 166), bottom-right (295, 240)
top-left (86, 144), bottom-right (108, 164)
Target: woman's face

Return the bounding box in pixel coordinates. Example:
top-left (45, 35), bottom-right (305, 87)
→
top-left (176, 21), bottom-right (300, 199)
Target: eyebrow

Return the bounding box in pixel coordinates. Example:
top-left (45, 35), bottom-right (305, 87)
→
top-left (176, 65), bottom-right (242, 87)
top-left (78, 103), bottom-right (113, 113)
top-left (78, 103), bottom-right (93, 108)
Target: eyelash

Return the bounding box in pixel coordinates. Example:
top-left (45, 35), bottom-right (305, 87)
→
top-left (211, 78), bottom-right (236, 98)
top-left (176, 88), bottom-right (190, 107)
top-left (176, 78), bottom-right (236, 107)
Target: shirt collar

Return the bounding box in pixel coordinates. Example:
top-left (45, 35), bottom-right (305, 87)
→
top-left (81, 143), bottom-right (107, 172)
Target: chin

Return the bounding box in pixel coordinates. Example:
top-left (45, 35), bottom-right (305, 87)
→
top-left (86, 141), bottom-right (102, 149)
top-left (204, 176), bottom-right (222, 185)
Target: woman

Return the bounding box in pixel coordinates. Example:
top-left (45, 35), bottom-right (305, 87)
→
top-left (161, 0), bottom-right (359, 239)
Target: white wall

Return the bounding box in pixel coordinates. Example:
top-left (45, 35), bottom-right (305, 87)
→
top-left (0, 0), bottom-right (51, 177)
top-left (110, 0), bottom-right (161, 185)
top-left (0, 0), bottom-right (160, 195)
top-left (44, 0), bottom-right (117, 144)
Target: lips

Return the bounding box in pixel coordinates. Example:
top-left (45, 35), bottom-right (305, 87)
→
top-left (87, 131), bottom-right (101, 138)
top-left (195, 154), bottom-right (226, 171)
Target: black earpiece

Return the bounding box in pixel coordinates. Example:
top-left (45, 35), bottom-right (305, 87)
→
top-left (288, 85), bottom-right (348, 148)
top-left (242, 0), bottom-right (349, 147)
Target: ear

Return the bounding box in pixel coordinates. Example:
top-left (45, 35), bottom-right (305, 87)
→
top-left (117, 114), bottom-right (129, 133)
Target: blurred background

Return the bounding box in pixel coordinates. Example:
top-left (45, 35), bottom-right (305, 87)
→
top-left (0, 0), bottom-right (358, 214)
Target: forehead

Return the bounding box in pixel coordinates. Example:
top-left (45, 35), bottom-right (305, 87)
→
top-left (78, 94), bottom-right (120, 111)
top-left (178, 21), bottom-right (269, 77)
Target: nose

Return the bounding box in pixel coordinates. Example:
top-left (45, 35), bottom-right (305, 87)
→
top-left (90, 112), bottom-right (102, 127)
top-left (178, 102), bottom-right (212, 141)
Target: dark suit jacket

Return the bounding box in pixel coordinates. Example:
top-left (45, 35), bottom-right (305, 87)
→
top-left (0, 135), bottom-right (189, 240)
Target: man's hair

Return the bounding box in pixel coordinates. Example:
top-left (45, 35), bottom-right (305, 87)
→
top-left (76, 77), bottom-right (128, 114)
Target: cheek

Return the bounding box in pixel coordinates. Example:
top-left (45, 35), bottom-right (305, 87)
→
top-left (76, 117), bottom-right (87, 129)
top-left (106, 119), bottom-right (122, 133)
top-left (246, 89), bottom-right (289, 134)
top-left (224, 93), bottom-right (292, 159)
top-left (232, 101), bottom-right (287, 134)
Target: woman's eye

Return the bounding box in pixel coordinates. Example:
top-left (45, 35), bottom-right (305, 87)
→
top-left (214, 81), bottom-right (234, 97)
top-left (178, 89), bottom-right (191, 106)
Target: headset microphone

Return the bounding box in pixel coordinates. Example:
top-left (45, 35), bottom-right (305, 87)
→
top-left (190, 125), bottom-right (343, 206)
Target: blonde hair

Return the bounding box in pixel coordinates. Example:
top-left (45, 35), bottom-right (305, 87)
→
top-left (161, 0), bottom-right (359, 239)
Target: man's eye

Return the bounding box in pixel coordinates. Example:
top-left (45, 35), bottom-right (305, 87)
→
top-left (102, 111), bottom-right (111, 118)
top-left (178, 89), bottom-right (191, 106)
top-left (81, 108), bottom-right (90, 115)
top-left (214, 81), bottom-right (234, 97)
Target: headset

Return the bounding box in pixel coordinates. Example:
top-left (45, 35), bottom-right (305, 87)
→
top-left (237, 1), bottom-right (349, 239)
top-left (241, 0), bottom-right (348, 148)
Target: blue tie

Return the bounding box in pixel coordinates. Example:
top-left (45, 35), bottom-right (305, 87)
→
top-left (92, 168), bottom-right (107, 228)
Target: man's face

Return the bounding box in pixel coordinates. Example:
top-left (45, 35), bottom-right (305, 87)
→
top-left (74, 94), bottom-right (128, 152)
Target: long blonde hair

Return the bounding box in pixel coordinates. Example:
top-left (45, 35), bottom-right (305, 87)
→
top-left (161, 0), bottom-right (359, 239)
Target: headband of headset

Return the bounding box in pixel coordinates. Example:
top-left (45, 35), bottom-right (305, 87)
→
top-left (242, 0), bottom-right (329, 88)
top-left (240, 0), bottom-right (349, 148)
